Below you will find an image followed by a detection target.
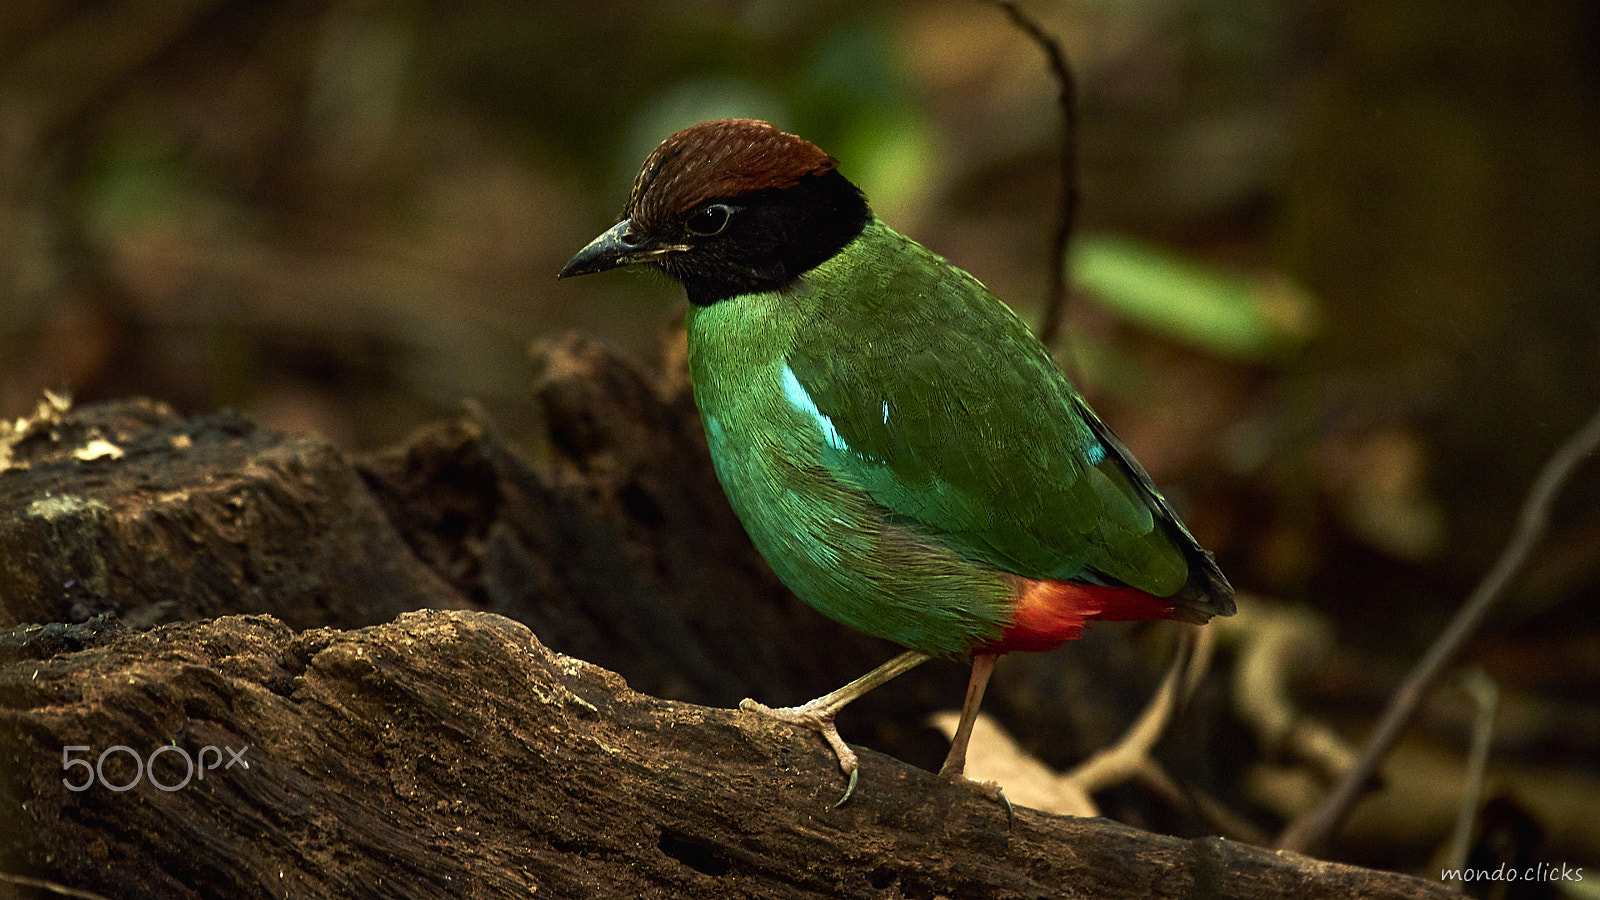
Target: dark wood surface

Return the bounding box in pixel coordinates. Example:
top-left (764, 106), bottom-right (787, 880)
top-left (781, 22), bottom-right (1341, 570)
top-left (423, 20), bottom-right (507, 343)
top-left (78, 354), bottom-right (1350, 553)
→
top-left (0, 336), bottom-right (1451, 899)
top-left (3, 610), bottom-right (1450, 899)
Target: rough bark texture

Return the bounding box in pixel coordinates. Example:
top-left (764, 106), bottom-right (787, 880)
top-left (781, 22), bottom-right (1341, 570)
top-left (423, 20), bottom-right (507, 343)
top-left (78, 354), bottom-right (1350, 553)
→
top-left (2, 610), bottom-right (1450, 900)
top-left (0, 335), bottom-right (1453, 898)
top-left (0, 398), bottom-right (459, 630)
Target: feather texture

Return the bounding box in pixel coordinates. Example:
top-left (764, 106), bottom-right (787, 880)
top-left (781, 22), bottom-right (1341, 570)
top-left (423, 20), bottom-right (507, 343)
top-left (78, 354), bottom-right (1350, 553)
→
top-left (688, 217), bottom-right (1232, 657)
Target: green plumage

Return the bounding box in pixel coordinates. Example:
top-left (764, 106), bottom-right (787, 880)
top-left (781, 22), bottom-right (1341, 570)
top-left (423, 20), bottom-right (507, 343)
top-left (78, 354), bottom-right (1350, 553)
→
top-left (560, 118), bottom-right (1234, 799)
top-left (688, 217), bottom-right (1197, 657)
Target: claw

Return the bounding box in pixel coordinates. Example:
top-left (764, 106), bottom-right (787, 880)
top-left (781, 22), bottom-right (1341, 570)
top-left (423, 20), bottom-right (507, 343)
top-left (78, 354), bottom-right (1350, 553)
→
top-left (941, 772), bottom-right (1017, 829)
top-left (740, 696), bottom-right (861, 804)
top-left (833, 767), bottom-right (860, 809)
top-left (738, 651), bottom-right (933, 807)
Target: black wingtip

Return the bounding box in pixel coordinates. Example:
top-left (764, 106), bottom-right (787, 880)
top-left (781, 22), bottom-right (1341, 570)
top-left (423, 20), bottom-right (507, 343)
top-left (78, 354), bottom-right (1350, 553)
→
top-left (1178, 549), bottom-right (1236, 621)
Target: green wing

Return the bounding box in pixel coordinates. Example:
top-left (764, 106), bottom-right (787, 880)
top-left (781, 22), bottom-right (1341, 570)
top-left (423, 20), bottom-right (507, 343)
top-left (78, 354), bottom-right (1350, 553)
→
top-left (784, 224), bottom-right (1191, 596)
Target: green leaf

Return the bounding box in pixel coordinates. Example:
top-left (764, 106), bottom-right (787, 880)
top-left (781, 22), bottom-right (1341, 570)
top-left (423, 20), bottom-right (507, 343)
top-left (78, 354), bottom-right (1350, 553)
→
top-left (1072, 234), bottom-right (1319, 362)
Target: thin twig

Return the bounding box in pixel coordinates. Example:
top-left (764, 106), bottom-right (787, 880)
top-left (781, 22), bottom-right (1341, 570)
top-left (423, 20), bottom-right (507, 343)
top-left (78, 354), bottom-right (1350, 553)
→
top-left (989, 0), bottom-right (1080, 348)
top-left (1442, 669), bottom-right (1498, 890)
top-left (1277, 402), bottom-right (1600, 853)
top-left (1225, 598), bottom-right (1358, 782)
top-left (1063, 626), bottom-right (1194, 796)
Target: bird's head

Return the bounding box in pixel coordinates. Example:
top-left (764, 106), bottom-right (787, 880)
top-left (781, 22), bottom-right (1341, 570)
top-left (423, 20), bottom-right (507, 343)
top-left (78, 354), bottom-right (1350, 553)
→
top-left (559, 119), bottom-right (870, 306)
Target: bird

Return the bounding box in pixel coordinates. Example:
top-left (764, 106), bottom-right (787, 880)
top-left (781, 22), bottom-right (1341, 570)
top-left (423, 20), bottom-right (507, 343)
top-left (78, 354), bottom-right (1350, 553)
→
top-left (559, 118), bottom-right (1234, 807)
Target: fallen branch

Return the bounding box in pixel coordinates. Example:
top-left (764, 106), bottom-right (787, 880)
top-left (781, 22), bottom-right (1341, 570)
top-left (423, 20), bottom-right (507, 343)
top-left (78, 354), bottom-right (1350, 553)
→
top-left (2, 610), bottom-right (1454, 899)
top-left (1225, 598), bottom-right (1359, 784)
top-left (1278, 402), bottom-right (1600, 853)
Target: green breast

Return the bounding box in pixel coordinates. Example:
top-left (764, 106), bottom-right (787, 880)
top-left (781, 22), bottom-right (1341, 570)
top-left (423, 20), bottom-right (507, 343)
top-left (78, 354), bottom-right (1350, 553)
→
top-left (685, 218), bottom-right (1190, 657)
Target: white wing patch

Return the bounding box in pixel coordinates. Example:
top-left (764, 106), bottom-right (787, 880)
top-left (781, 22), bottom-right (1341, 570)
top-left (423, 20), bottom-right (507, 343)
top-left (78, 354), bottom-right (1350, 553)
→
top-left (779, 363), bottom-right (850, 452)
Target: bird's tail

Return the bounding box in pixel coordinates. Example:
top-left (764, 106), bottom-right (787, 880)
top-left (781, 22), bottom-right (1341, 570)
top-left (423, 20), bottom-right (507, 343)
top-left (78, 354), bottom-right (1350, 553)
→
top-left (1166, 544), bottom-right (1235, 623)
top-left (1070, 394), bottom-right (1236, 623)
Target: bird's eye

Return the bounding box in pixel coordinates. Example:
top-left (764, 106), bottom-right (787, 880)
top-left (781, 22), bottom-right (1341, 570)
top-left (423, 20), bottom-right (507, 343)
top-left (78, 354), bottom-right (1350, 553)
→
top-left (685, 204), bottom-right (733, 237)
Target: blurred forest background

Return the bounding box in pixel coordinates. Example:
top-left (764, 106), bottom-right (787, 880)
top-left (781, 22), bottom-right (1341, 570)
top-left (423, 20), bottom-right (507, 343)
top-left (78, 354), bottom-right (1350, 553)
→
top-left (3, 0), bottom-right (1599, 886)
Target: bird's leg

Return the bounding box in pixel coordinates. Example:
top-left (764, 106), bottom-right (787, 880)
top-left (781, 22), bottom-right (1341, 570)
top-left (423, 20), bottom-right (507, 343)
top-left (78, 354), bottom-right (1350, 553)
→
top-left (937, 652), bottom-right (1014, 821)
top-left (938, 652), bottom-right (998, 779)
top-left (741, 649), bottom-right (931, 806)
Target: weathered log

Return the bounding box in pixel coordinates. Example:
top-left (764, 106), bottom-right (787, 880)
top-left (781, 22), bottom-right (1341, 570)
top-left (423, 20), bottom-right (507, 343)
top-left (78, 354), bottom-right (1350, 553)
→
top-left (1, 609), bottom-right (1451, 900)
top-left (0, 340), bottom-right (1170, 774)
top-left (358, 334), bottom-right (923, 713)
top-left (361, 335), bottom-right (1168, 776)
top-left (0, 336), bottom-right (1452, 896)
top-left (0, 397), bottom-right (459, 630)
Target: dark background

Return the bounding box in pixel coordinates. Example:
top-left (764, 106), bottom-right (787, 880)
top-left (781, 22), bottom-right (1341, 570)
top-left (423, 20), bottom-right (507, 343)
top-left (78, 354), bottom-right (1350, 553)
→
top-left (3, 0), bottom-right (1597, 883)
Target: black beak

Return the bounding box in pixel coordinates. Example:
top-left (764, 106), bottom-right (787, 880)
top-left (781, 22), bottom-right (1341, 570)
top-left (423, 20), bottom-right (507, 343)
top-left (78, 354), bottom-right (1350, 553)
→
top-left (558, 218), bottom-right (685, 279)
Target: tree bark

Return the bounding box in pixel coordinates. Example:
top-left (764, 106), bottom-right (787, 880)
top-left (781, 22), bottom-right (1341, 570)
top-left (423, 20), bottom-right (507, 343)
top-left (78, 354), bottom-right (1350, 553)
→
top-left (0, 334), bottom-right (1453, 898)
top-left (2, 609), bottom-right (1450, 900)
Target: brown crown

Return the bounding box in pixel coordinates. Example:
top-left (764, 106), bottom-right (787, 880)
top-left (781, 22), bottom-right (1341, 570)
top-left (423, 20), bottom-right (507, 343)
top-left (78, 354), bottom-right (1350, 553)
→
top-left (624, 119), bottom-right (837, 229)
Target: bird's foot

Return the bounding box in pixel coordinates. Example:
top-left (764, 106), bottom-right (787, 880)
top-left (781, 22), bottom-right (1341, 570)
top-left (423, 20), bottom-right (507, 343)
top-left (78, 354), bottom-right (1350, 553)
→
top-left (740, 697), bottom-right (860, 807)
top-left (938, 771), bottom-right (1017, 829)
